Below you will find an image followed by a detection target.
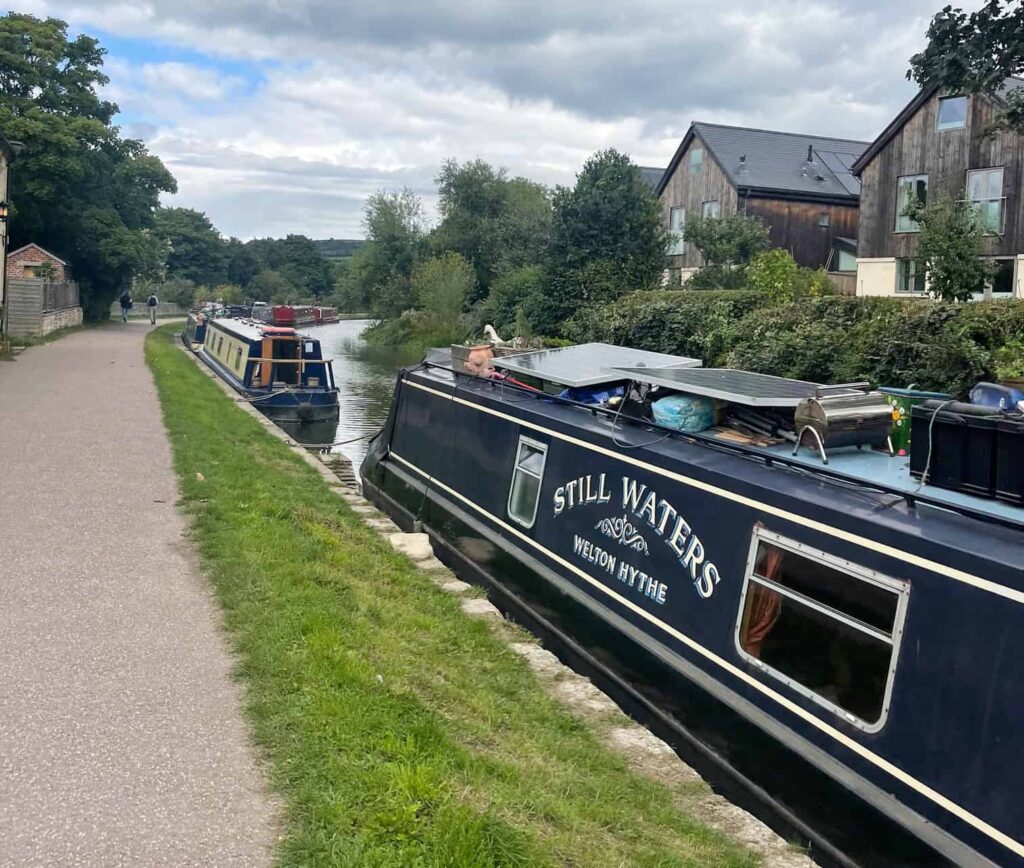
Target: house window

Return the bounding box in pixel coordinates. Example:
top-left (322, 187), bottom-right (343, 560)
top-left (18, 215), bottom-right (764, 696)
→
top-left (507, 436), bottom-right (547, 528)
top-left (896, 259), bottom-right (926, 295)
top-left (735, 529), bottom-right (907, 728)
top-left (894, 174), bottom-right (928, 232)
top-left (689, 147), bottom-right (704, 174)
top-left (668, 207), bottom-right (686, 256)
top-left (937, 96), bottom-right (967, 130)
top-left (818, 213), bottom-right (830, 228)
top-left (836, 249), bottom-right (857, 273)
top-left (974, 258), bottom-right (1017, 301)
top-left (702, 200), bottom-right (720, 219)
top-left (967, 167), bottom-right (1004, 234)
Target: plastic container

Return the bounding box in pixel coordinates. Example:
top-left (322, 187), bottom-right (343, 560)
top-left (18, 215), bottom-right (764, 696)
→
top-left (652, 394), bottom-right (716, 433)
top-left (970, 381), bottom-right (1024, 411)
top-left (879, 387), bottom-right (951, 453)
top-left (996, 418), bottom-right (1024, 505)
top-left (910, 401), bottom-right (1001, 496)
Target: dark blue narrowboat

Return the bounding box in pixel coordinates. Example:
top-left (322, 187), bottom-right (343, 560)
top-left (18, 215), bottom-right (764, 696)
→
top-left (197, 317), bottom-right (339, 424)
top-left (361, 345), bottom-right (1024, 867)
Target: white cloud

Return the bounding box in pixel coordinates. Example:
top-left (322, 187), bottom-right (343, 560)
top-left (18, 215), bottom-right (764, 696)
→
top-left (14, 0), bottom-right (964, 238)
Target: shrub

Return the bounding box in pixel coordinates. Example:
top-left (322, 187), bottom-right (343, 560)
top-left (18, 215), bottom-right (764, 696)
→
top-left (475, 265), bottom-right (545, 337)
top-left (414, 252), bottom-right (476, 340)
top-left (994, 339), bottom-right (1024, 380)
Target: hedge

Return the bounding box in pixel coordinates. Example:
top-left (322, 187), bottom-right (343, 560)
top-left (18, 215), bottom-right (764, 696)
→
top-left (566, 290), bottom-right (1024, 398)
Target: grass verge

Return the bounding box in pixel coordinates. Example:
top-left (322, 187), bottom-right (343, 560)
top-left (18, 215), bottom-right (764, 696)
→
top-left (145, 323), bottom-right (759, 868)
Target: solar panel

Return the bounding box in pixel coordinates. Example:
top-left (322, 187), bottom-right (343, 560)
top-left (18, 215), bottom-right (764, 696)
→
top-left (494, 343), bottom-right (701, 388)
top-left (610, 367), bottom-right (863, 407)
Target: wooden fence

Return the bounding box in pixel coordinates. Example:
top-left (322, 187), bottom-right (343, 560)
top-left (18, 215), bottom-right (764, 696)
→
top-left (5, 278), bottom-right (82, 337)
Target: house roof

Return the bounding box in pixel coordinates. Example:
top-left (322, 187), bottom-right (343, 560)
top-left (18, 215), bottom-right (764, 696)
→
top-left (656, 122), bottom-right (869, 202)
top-left (7, 243), bottom-right (68, 265)
top-left (638, 166), bottom-right (665, 192)
top-left (851, 76), bottom-right (1024, 176)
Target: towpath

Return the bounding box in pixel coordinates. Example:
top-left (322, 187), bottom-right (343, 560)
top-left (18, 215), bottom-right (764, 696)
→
top-left (0, 323), bottom-right (279, 865)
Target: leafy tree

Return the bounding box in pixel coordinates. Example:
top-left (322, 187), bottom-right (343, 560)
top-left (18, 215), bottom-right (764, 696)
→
top-left (251, 269), bottom-right (295, 303)
top-left (414, 252), bottom-right (475, 335)
top-left (0, 13), bottom-right (176, 319)
top-left (684, 213), bottom-right (771, 269)
top-left (909, 1), bottom-right (1024, 133)
top-left (278, 234), bottom-right (334, 298)
top-left (153, 207), bottom-right (228, 285)
top-left (537, 150), bottom-right (665, 335)
top-left (350, 188), bottom-right (428, 318)
top-left (477, 265), bottom-right (546, 336)
top-left (747, 249), bottom-right (832, 303)
top-left (432, 159), bottom-right (551, 299)
top-left (905, 195), bottom-right (994, 302)
top-left (226, 238), bottom-right (260, 287)
top-left (158, 277), bottom-right (198, 307)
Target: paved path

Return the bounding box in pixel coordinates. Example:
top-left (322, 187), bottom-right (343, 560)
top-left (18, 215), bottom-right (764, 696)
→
top-left (0, 324), bottom-right (279, 866)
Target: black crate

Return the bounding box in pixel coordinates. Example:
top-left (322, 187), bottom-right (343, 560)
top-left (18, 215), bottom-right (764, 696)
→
top-left (910, 402), bottom-right (1000, 496)
top-left (996, 418), bottom-right (1024, 505)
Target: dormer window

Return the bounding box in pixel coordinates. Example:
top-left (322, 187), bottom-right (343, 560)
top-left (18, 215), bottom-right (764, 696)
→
top-left (937, 96), bottom-right (967, 131)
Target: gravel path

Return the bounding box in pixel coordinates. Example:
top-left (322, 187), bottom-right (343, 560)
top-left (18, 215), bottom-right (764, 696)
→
top-left (0, 323), bottom-right (279, 866)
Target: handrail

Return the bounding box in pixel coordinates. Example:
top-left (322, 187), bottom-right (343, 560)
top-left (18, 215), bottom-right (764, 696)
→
top-left (414, 361), bottom-right (1024, 533)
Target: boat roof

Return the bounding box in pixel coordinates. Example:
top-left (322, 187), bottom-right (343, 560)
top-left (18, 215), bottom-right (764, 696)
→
top-left (206, 317), bottom-right (298, 341)
top-left (411, 361), bottom-right (1024, 539)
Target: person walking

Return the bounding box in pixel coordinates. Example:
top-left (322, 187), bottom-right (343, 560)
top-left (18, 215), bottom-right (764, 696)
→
top-left (146, 292), bottom-right (159, 325)
top-left (119, 290), bottom-right (133, 323)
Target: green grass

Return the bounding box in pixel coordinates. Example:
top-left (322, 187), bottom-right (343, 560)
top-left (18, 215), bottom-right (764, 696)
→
top-left (144, 323), bottom-right (759, 868)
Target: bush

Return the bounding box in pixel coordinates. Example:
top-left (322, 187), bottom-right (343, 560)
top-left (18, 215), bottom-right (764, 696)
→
top-left (564, 289), bottom-right (770, 364)
top-left (413, 252), bottom-right (476, 343)
top-left (475, 265), bottom-right (545, 337)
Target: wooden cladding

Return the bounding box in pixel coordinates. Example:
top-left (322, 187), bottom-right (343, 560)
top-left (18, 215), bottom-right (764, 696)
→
top-left (857, 91), bottom-right (1024, 259)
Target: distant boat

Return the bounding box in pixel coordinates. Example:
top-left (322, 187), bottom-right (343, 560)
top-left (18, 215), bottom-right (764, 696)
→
top-left (194, 317), bottom-right (339, 424)
top-left (271, 304), bottom-right (316, 327)
top-left (313, 305), bottom-right (339, 324)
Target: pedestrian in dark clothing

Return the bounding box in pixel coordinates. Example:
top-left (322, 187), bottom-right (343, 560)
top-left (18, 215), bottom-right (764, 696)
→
top-left (119, 290), bottom-right (132, 323)
top-left (147, 293), bottom-right (159, 325)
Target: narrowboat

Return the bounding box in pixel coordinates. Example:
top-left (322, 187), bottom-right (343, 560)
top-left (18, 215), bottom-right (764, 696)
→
top-left (180, 311), bottom-right (207, 351)
top-left (313, 305), bottom-right (339, 325)
top-left (361, 343), bottom-right (1024, 867)
top-left (271, 304), bottom-right (316, 327)
top-left (197, 317), bottom-right (339, 424)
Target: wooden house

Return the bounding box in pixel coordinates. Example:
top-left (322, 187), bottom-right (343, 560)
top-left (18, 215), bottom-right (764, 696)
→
top-left (852, 78), bottom-right (1024, 299)
top-left (656, 123), bottom-right (868, 281)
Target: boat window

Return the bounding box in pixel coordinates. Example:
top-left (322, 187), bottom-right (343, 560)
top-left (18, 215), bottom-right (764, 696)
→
top-left (235, 346), bottom-right (243, 371)
top-left (217, 336), bottom-right (224, 354)
top-left (304, 341), bottom-right (315, 353)
top-left (736, 529), bottom-right (907, 729)
top-left (507, 436), bottom-right (547, 528)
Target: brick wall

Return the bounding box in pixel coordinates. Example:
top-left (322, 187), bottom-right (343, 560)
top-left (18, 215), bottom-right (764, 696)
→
top-left (5, 245), bottom-right (68, 282)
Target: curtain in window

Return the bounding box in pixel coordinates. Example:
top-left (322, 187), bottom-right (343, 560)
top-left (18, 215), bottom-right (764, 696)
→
top-left (740, 546), bottom-right (784, 659)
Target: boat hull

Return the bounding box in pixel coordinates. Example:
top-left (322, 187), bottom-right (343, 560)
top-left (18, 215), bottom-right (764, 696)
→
top-left (361, 365), bottom-right (1024, 868)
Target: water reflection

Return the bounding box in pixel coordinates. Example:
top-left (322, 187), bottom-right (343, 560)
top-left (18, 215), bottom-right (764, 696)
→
top-left (285, 319), bottom-right (421, 468)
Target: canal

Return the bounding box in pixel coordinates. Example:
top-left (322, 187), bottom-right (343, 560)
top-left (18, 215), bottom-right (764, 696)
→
top-left (286, 318), bottom-right (418, 466)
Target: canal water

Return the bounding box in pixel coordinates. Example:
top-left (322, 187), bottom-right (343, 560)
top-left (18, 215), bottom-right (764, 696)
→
top-left (287, 319), bottom-right (420, 468)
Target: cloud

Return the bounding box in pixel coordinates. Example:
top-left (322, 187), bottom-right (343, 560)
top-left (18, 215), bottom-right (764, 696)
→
top-left (15, 0), bottom-right (955, 238)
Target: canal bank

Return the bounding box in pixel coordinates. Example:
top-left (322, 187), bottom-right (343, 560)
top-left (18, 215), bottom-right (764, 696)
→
top-left (154, 324), bottom-right (812, 866)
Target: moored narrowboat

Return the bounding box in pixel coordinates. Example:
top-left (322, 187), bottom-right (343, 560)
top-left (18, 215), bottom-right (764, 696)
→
top-left (197, 317), bottom-right (339, 424)
top-left (181, 311), bottom-right (207, 351)
top-left (272, 304), bottom-right (316, 327)
top-left (361, 343), bottom-right (1024, 866)
top-left (313, 305), bottom-right (339, 324)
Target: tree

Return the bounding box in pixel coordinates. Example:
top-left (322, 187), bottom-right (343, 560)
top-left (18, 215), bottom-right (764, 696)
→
top-left (432, 159), bottom-right (551, 299)
top-left (251, 269), bottom-right (295, 302)
top-left (909, 1), bottom-right (1024, 133)
top-left (226, 238), bottom-right (260, 287)
top-left (682, 213), bottom-right (772, 290)
top-left (152, 207), bottom-right (228, 285)
top-left (0, 13), bottom-right (176, 319)
top-left (350, 188), bottom-right (428, 318)
top-left (413, 252), bottom-right (475, 338)
top-left (535, 150), bottom-right (665, 335)
top-left (746, 249), bottom-right (833, 303)
top-left (904, 195), bottom-right (994, 302)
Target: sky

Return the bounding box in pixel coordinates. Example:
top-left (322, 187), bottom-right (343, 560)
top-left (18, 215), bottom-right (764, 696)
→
top-left (19, 0), bottom-right (953, 240)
